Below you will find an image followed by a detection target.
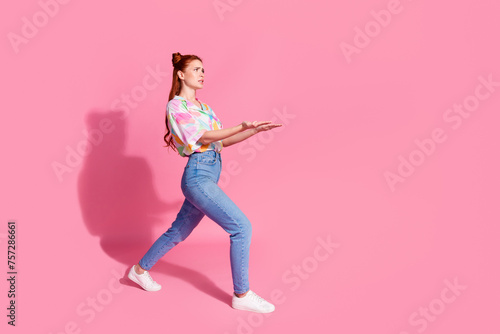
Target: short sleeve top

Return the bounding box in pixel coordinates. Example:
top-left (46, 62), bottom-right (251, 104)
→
top-left (166, 95), bottom-right (224, 157)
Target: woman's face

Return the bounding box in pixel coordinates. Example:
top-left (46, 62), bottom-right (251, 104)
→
top-left (179, 59), bottom-right (205, 90)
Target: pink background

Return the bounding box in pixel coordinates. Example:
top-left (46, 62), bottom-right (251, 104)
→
top-left (2, 0), bottom-right (499, 333)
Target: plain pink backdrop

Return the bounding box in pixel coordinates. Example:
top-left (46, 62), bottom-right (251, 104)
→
top-left (2, 0), bottom-right (499, 333)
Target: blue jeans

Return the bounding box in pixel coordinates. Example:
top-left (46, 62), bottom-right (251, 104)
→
top-left (139, 150), bottom-right (252, 294)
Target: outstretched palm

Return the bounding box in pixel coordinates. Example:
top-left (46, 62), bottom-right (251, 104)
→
top-left (242, 121), bottom-right (282, 132)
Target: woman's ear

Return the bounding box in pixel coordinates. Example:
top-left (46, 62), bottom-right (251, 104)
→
top-left (176, 70), bottom-right (184, 81)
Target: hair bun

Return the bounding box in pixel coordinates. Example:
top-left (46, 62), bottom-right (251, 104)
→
top-left (172, 52), bottom-right (182, 66)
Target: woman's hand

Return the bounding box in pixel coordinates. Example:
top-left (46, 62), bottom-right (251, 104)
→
top-left (242, 121), bottom-right (282, 132)
top-left (242, 121), bottom-right (269, 130)
top-left (255, 122), bottom-right (282, 133)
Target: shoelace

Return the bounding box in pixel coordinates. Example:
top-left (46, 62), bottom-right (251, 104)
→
top-left (249, 292), bottom-right (266, 304)
top-left (142, 272), bottom-right (156, 286)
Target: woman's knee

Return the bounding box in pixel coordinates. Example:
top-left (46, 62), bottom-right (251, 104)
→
top-left (245, 220), bottom-right (252, 236)
top-left (239, 217), bottom-right (252, 239)
top-left (163, 226), bottom-right (188, 244)
top-left (228, 216), bottom-right (252, 238)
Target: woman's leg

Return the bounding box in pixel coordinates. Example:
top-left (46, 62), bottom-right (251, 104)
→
top-left (182, 163), bottom-right (252, 295)
top-left (138, 198), bottom-right (205, 271)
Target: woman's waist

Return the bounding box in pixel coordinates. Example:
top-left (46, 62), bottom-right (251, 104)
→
top-left (187, 149), bottom-right (221, 158)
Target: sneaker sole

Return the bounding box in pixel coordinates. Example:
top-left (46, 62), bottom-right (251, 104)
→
top-left (232, 302), bottom-right (275, 313)
top-left (128, 268), bottom-right (162, 292)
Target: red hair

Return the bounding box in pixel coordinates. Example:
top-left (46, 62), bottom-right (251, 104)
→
top-left (163, 52), bottom-right (203, 152)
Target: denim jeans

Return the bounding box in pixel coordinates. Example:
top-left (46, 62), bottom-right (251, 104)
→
top-left (139, 150), bottom-right (252, 294)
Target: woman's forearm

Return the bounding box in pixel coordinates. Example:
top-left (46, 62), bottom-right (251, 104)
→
top-left (199, 124), bottom-right (245, 145)
top-left (221, 129), bottom-right (258, 147)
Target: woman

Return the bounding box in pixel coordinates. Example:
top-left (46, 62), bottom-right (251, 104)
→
top-left (128, 52), bottom-right (282, 313)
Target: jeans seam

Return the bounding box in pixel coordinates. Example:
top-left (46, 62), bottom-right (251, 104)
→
top-left (193, 171), bottom-right (242, 235)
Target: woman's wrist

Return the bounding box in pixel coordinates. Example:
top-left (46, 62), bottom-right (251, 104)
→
top-left (240, 122), bottom-right (259, 133)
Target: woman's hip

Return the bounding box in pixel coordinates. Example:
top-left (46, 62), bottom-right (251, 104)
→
top-left (181, 150), bottom-right (222, 189)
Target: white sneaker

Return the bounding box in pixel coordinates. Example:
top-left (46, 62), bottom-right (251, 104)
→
top-left (128, 265), bottom-right (162, 291)
top-left (232, 290), bottom-right (275, 313)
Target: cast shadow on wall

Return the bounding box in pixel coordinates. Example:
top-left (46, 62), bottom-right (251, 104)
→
top-left (77, 110), bottom-right (230, 304)
top-left (77, 110), bottom-right (177, 263)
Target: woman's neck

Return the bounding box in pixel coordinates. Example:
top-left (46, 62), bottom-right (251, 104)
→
top-left (178, 88), bottom-right (197, 102)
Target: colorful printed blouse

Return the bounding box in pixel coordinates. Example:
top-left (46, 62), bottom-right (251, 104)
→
top-left (166, 95), bottom-right (224, 157)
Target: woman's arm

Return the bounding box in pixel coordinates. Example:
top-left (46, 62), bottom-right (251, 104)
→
top-left (221, 129), bottom-right (258, 147)
top-left (199, 121), bottom-right (282, 146)
top-left (198, 123), bottom-right (245, 145)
